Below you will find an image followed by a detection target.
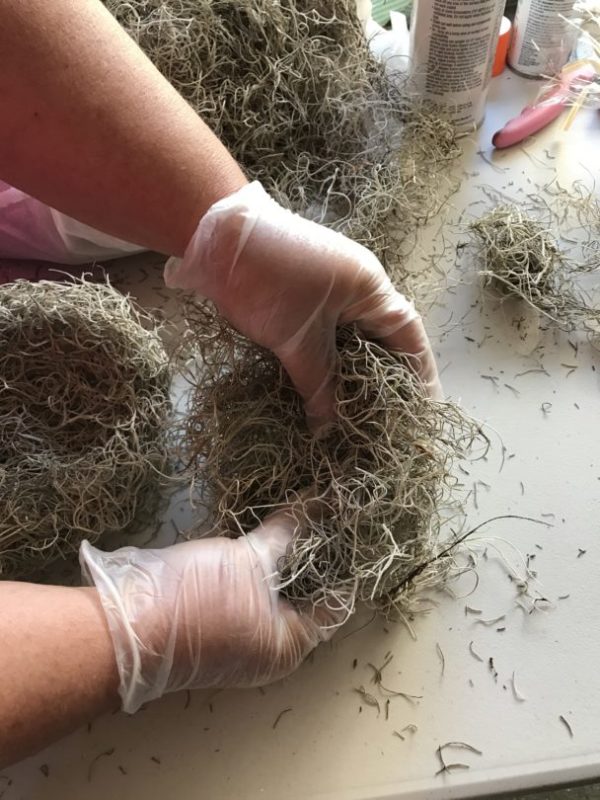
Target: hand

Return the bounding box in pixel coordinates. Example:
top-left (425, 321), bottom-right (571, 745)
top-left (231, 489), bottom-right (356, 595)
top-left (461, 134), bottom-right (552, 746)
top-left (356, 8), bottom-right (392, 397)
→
top-left (80, 510), bottom-right (337, 713)
top-left (164, 182), bottom-right (442, 430)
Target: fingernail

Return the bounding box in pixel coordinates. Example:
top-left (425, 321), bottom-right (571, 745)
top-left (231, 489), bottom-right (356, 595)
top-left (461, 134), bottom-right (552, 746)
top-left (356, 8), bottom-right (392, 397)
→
top-left (429, 379), bottom-right (444, 402)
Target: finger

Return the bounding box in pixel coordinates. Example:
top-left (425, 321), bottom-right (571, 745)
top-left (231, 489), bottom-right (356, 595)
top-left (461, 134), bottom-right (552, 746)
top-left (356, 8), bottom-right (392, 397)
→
top-left (352, 291), bottom-right (443, 400)
top-left (274, 327), bottom-right (337, 434)
top-left (384, 317), bottom-right (443, 400)
top-left (385, 317), bottom-right (442, 400)
top-left (245, 509), bottom-right (298, 566)
top-left (247, 495), bottom-right (326, 563)
top-left (281, 596), bottom-right (347, 646)
top-left (310, 603), bottom-right (346, 635)
top-left (250, 508), bottom-right (349, 639)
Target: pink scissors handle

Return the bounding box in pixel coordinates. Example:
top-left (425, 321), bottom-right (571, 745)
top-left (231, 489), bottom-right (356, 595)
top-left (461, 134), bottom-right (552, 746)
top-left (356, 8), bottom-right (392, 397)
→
top-left (492, 66), bottom-right (597, 149)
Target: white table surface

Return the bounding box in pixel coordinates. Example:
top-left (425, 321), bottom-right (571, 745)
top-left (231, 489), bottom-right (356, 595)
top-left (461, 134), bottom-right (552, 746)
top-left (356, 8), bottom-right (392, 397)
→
top-left (3, 69), bottom-right (600, 800)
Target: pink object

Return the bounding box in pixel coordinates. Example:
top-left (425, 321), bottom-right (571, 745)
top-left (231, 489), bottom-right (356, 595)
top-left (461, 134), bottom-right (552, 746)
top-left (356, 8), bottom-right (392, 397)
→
top-left (492, 65), bottom-right (597, 149)
top-left (0, 180), bottom-right (144, 264)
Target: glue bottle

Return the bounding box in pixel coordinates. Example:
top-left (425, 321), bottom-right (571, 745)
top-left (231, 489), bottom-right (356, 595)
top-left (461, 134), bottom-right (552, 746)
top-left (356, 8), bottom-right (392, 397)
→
top-left (507, 0), bottom-right (578, 78)
top-left (409, 0), bottom-right (506, 135)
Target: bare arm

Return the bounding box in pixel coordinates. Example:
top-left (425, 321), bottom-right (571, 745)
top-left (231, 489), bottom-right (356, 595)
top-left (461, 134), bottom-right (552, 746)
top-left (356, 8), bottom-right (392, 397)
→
top-left (0, 0), bottom-right (441, 418)
top-left (0, 513), bottom-right (336, 768)
top-left (0, 583), bottom-right (119, 768)
top-left (0, 0), bottom-right (246, 256)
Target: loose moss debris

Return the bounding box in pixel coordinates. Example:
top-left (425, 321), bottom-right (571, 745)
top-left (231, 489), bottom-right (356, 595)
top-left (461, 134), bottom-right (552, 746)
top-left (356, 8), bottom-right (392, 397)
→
top-left (272, 707), bottom-right (293, 729)
top-left (393, 724), bottom-right (419, 741)
top-left (436, 643), bottom-right (445, 677)
top-left (511, 671), bottom-right (526, 702)
top-left (435, 741), bottom-right (482, 776)
top-left (367, 654), bottom-right (394, 685)
top-left (469, 205), bottom-right (600, 331)
top-left (469, 641), bottom-right (484, 662)
top-left (473, 615), bottom-right (506, 627)
top-left (88, 747), bottom-right (116, 783)
top-left (0, 280), bottom-right (171, 578)
top-left (559, 714), bottom-right (574, 738)
top-left (354, 686), bottom-right (381, 715)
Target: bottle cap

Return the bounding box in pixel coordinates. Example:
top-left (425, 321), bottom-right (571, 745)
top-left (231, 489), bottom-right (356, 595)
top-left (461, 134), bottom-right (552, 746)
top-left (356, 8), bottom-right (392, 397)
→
top-left (493, 17), bottom-right (512, 77)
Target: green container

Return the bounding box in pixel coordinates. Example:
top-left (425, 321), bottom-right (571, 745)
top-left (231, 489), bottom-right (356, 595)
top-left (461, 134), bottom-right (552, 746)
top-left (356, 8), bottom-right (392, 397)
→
top-left (371, 0), bottom-right (412, 26)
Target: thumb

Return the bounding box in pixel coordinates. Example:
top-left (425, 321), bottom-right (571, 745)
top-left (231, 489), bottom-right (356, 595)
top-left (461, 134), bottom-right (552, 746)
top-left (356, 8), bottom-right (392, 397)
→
top-left (245, 507), bottom-right (300, 567)
top-left (246, 497), bottom-right (325, 565)
top-left (274, 326), bottom-right (338, 434)
top-left (281, 598), bottom-right (344, 645)
top-left (248, 506), bottom-right (348, 637)
top-left (385, 317), bottom-right (443, 401)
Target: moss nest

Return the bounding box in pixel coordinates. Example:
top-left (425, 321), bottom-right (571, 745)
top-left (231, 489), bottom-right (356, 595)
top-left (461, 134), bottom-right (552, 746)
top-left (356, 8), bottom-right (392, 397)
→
top-left (469, 204), bottom-right (600, 331)
top-left (183, 303), bottom-right (481, 621)
top-left (98, 0), bottom-right (472, 618)
top-left (0, 280), bottom-right (171, 578)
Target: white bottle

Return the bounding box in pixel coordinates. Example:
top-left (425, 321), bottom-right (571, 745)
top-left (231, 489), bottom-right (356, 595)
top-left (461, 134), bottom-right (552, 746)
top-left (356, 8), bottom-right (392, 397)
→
top-left (409, 0), bottom-right (506, 135)
top-left (508, 0), bottom-right (577, 78)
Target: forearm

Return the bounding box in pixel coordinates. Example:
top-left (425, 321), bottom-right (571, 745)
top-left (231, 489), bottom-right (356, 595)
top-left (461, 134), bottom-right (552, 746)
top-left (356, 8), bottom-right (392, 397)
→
top-left (0, 0), bottom-right (246, 256)
top-left (0, 583), bottom-right (119, 768)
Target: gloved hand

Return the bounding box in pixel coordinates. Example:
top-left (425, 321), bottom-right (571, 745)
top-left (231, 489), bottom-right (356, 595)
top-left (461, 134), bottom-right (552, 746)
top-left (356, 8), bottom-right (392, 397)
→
top-left (80, 509), bottom-right (337, 714)
top-left (164, 181), bottom-right (442, 430)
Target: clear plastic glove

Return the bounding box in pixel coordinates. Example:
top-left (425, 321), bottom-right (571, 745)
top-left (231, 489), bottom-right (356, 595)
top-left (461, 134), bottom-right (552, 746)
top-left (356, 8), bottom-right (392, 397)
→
top-left (164, 181), bottom-right (442, 430)
top-left (80, 510), bottom-right (337, 714)
top-left (0, 180), bottom-right (143, 264)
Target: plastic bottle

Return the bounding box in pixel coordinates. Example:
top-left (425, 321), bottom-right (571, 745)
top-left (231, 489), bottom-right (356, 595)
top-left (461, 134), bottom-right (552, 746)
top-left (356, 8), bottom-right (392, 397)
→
top-left (508, 0), bottom-right (577, 78)
top-left (409, 0), bottom-right (506, 135)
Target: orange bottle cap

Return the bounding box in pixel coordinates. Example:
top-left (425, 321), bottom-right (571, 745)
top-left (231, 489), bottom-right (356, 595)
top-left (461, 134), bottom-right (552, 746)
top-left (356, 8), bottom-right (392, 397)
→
top-left (493, 17), bottom-right (512, 78)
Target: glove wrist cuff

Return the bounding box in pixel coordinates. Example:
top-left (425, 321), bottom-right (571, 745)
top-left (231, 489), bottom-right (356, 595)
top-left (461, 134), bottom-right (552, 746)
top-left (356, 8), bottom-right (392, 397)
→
top-left (163, 181), bottom-right (280, 299)
top-left (80, 541), bottom-right (173, 713)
